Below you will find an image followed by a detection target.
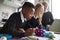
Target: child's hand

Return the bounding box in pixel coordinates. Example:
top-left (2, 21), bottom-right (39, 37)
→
top-left (19, 28), bottom-right (25, 33)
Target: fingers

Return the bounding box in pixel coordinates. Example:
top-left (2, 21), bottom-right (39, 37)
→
top-left (19, 28), bottom-right (25, 33)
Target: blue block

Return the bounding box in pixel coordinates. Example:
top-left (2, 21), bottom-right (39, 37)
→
top-left (0, 34), bottom-right (12, 39)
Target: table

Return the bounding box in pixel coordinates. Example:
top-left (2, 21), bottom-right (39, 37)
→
top-left (5, 34), bottom-right (59, 40)
top-left (53, 34), bottom-right (60, 40)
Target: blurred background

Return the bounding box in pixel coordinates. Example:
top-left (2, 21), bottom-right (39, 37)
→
top-left (0, 0), bottom-right (60, 32)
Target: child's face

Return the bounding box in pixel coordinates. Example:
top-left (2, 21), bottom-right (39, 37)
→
top-left (22, 7), bottom-right (34, 20)
top-left (35, 6), bottom-right (44, 17)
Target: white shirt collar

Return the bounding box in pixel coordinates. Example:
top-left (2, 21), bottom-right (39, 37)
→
top-left (20, 12), bottom-right (26, 23)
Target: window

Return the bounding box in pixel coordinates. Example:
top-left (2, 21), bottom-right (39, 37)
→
top-left (52, 0), bottom-right (60, 19)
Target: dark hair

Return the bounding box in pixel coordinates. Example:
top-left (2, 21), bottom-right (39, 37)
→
top-left (22, 2), bottom-right (34, 8)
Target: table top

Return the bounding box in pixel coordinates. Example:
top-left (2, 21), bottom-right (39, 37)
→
top-left (11, 34), bottom-right (60, 40)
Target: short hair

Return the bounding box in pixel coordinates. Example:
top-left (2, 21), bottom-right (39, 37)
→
top-left (42, 1), bottom-right (48, 6)
top-left (22, 2), bottom-right (34, 8)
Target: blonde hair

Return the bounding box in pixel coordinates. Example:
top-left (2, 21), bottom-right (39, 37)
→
top-left (42, 1), bottom-right (48, 5)
top-left (35, 3), bottom-right (44, 10)
top-left (35, 3), bottom-right (44, 23)
top-left (42, 1), bottom-right (49, 11)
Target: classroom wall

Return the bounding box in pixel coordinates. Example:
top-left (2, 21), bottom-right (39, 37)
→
top-left (50, 19), bottom-right (60, 32)
top-left (0, 4), bottom-right (16, 21)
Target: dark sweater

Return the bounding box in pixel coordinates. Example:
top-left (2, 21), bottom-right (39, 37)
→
top-left (0, 12), bottom-right (40, 38)
top-left (42, 11), bottom-right (54, 27)
top-left (0, 12), bottom-right (25, 38)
